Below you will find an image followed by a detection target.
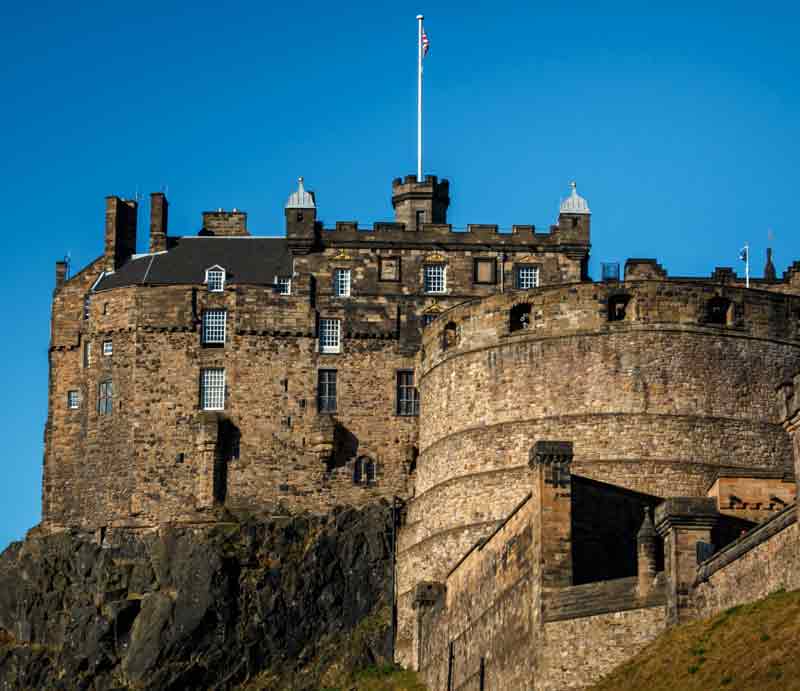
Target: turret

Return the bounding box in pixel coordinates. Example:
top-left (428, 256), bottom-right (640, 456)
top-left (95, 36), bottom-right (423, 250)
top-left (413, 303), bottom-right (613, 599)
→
top-left (556, 181), bottom-right (591, 243)
top-left (391, 174), bottom-right (449, 230)
top-left (285, 177), bottom-right (317, 254)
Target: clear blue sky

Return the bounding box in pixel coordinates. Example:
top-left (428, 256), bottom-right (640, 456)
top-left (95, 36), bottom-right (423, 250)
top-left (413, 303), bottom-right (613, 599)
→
top-left (1, 1), bottom-right (798, 550)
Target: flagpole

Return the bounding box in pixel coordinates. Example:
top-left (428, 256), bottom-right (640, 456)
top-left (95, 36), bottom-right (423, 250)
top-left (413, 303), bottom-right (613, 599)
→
top-left (745, 242), bottom-right (750, 288)
top-left (417, 14), bottom-right (423, 182)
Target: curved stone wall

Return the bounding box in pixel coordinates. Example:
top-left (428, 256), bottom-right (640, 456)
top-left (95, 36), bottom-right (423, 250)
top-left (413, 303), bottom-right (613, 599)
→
top-left (395, 280), bottom-right (800, 665)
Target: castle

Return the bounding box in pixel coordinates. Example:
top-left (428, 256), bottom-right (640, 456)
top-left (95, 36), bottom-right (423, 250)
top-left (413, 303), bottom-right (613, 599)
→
top-left (45, 175), bottom-right (800, 689)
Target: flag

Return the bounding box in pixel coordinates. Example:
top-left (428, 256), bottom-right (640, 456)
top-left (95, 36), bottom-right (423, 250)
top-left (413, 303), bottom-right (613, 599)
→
top-left (422, 27), bottom-right (430, 56)
top-left (739, 246), bottom-right (748, 262)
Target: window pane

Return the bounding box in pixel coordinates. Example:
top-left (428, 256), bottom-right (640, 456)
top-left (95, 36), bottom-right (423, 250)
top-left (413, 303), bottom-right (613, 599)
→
top-left (202, 310), bottom-right (227, 344)
top-left (397, 371), bottom-right (419, 416)
top-left (517, 265), bottom-right (540, 290)
top-left (319, 318), bottom-right (341, 353)
top-left (277, 277), bottom-right (291, 295)
top-left (201, 368), bottom-right (225, 410)
top-left (98, 380), bottom-right (113, 415)
top-left (424, 264), bottom-right (446, 293)
top-left (67, 391), bottom-right (80, 409)
top-left (334, 269), bottom-right (351, 297)
top-left (318, 369), bottom-right (337, 412)
top-left (207, 269), bottom-right (225, 292)
top-left (103, 340), bottom-right (113, 356)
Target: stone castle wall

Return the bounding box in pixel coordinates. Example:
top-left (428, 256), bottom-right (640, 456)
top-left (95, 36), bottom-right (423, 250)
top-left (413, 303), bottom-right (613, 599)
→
top-left (395, 280), bottom-right (800, 666)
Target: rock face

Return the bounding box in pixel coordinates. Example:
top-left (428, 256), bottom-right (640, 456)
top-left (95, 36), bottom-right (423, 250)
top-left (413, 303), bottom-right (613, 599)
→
top-left (0, 503), bottom-right (395, 691)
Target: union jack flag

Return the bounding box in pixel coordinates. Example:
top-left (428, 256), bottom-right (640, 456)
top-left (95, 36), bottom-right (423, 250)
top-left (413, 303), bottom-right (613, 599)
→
top-left (422, 27), bottom-right (430, 56)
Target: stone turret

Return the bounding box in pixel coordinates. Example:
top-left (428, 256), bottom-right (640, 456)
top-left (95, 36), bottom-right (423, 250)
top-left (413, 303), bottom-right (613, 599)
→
top-left (286, 177), bottom-right (317, 254)
top-left (637, 506), bottom-right (658, 597)
top-left (391, 174), bottom-right (450, 230)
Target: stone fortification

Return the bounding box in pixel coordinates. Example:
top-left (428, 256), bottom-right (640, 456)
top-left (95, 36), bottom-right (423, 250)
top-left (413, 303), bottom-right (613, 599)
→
top-left (395, 279), bottom-right (800, 666)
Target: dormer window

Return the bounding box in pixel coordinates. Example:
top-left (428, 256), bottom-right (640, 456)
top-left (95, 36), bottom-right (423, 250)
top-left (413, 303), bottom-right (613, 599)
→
top-left (205, 266), bottom-right (225, 292)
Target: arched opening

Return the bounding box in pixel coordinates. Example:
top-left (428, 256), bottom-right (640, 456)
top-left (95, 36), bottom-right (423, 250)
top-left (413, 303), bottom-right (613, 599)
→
top-left (442, 322), bottom-right (459, 350)
top-left (608, 294), bottom-right (631, 322)
top-left (706, 296), bottom-right (731, 325)
top-left (510, 303), bottom-right (531, 332)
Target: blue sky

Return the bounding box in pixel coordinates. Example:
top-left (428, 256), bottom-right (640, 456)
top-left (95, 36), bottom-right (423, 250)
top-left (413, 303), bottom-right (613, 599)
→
top-left (1, 1), bottom-right (798, 549)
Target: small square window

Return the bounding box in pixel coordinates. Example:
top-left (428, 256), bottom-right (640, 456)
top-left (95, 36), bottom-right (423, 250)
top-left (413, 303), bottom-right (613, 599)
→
top-left (474, 258), bottom-right (496, 285)
top-left (67, 390), bottom-right (80, 409)
top-left (276, 277), bottom-right (291, 295)
top-left (424, 264), bottom-right (446, 294)
top-left (102, 340), bottom-right (113, 356)
top-left (319, 318), bottom-right (341, 354)
top-left (206, 267), bottom-right (225, 292)
top-left (202, 310), bottom-right (227, 345)
top-left (516, 265), bottom-right (540, 290)
top-left (200, 368), bottom-right (226, 410)
top-left (334, 268), bottom-right (351, 297)
top-left (379, 257), bottom-right (401, 282)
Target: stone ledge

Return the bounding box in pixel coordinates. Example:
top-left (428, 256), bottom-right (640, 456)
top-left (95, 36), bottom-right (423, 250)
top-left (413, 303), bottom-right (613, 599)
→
top-left (695, 503), bottom-right (797, 585)
top-left (544, 574), bottom-right (666, 622)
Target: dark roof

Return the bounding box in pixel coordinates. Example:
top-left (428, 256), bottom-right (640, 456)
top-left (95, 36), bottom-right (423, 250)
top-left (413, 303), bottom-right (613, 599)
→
top-left (95, 237), bottom-right (291, 291)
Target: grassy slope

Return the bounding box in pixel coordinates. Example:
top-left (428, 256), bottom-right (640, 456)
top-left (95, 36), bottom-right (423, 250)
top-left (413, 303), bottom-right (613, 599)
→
top-left (589, 589), bottom-right (800, 691)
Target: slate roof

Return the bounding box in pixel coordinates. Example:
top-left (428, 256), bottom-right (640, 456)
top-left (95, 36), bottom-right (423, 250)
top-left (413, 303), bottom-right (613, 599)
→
top-left (95, 236), bottom-right (292, 291)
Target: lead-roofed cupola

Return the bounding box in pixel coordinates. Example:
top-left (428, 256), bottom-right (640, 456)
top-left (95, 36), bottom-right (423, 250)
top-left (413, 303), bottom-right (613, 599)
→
top-left (559, 181), bottom-right (590, 215)
top-left (285, 177), bottom-right (316, 209)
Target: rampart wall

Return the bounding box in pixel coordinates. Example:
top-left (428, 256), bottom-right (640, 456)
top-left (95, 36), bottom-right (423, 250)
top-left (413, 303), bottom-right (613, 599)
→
top-left (396, 280), bottom-right (800, 666)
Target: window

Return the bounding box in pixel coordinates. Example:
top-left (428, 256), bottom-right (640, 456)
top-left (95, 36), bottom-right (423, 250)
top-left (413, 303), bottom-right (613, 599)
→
top-left (474, 258), bottom-right (496, 285)
top-left (67, 390), bottom-right (80, 409)
top-left (354, 456), bottom-right (376, 484)
top-left (442, 321), bottom-right (459, 350)
top-left (317, 369), bottom-right (337, 413)
top-left (415, 210), bottom-right (425, 231)
top-left (319, 318), bottom-right (341, 354)
top-left (379, 257), bottom-right (400, 282)
top-left (424, 264), bottom-right (446, 294)
top-left (97, 380), bottom-right (113, 415)
top-left (276, 277), bottom-right (291, 295)
top-left (707, 297), bottom-right (731, 325)
top-left (510, 303), bottom-right (532, 332)
top-left (365, 458), bottom-right (376, 484)
top-left (83, 295), bottom-right (90, 321)
top-left (333, 268), bottom-right (351, 297)
top-left (83, 341), bottom-right (91, 368)
top-left (397, 371), bottom-right (419, 416)
top-left (102, 340), bottom-right (113, 356)
top-left (206, 267), bottom-right (225, 292)
top-left (102, 302), bottom-right (109, 315)
top-left (202, 309), bottom-right (227, 344)
top-left (200, 368), bottom-right (226, 410)
top-left (516, 265), bottom-right (540, 290)
top-left (608, 294), bottom-right (631, 322)
top-left (422, 313), bottom-right (437, 328)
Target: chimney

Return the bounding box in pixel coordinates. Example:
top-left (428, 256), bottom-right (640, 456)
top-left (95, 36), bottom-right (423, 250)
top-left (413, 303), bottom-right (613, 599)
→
top-left (149, 192), bottom-right (169, 253)
top-left (200, 210), bottom-right (249, 236)
top-left (104, 196), bottom-right (138, 272)
top-left (54, 261), bottom-right (67, 291)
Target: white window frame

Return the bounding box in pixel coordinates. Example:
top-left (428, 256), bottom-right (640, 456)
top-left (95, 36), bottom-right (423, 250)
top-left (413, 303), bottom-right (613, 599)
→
top-left (67, 390), bottom-right (80, 409)
top-left (205, 266), bottom-right (226, 292)
top-left (319, 318), bottom-right (341, 354)
top-left (517, 265), bottom-right (540, 290)
top-left (200, 368), bottom-right (226, 411)
top-left (333, 268), bottom-right (351, 298)
top-left (276, 276), bottom-right (292, 295)
top-left (423, 264), bottom-right (446, 294)
top-left (102, 340), bottom-right (113, 357)
top-left (202, 309), bottom-right (227, 345)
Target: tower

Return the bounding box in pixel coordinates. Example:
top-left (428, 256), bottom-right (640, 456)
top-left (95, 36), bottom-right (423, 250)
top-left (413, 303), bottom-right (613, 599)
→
top-left (391, 174), bottom-right (449, 230)
top-left (285, 177), bottom-right (317, 254)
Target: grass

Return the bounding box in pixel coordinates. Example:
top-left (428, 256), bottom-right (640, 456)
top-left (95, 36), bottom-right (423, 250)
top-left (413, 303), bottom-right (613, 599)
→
top-left (589, 588), bottom-right (800, 691)
top-left (320, 664), bottom-right (428, 691)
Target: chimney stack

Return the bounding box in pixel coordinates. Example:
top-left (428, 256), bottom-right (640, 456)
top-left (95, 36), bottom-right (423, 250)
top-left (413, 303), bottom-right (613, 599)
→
top-left (149, 192), bottom-right (169, 253)
top-left (54, 260), bottom-right (67, 291)
top-left (104, 196), bottom-right (138, 272)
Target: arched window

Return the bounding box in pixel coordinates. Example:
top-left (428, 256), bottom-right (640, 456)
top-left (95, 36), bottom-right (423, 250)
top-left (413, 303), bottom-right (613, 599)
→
top-left (510, 303), bottom-right (531, 332)
top-left (608, 294), bottom-right (631, 322)
top-left (706, 297), bottom-right (731, 325)
top-left (442, 322), bottom-right (459, 350)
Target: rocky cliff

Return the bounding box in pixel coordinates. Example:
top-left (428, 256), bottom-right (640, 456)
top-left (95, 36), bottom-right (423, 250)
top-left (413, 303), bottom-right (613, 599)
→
top-left (0, 503), bottom-right (396, 691)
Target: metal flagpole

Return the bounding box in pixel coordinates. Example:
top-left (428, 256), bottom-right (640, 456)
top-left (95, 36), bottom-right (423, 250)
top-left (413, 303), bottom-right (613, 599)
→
top-left (745, 242), bottom-right (750, 288)
top-left (417, 14), bottom-right (423, 182)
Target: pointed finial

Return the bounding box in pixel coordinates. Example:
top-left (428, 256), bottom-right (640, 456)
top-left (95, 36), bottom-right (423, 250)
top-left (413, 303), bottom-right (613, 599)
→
top-left (299, 176), bottom-right (304, 185)
top-left (570, 181), bottom-right (577, 194)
